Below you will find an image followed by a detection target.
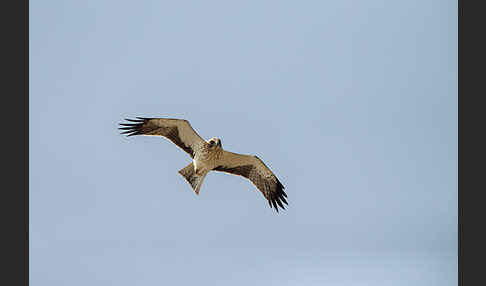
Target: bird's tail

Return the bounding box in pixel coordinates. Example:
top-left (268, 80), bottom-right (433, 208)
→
top-left (178, 162), bottom-right (207, 195)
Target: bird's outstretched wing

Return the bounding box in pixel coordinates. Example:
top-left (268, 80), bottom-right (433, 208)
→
top-left (213, 151), bottom-right (288, 212)
top-left (119, 117), bottom-right (206, 158)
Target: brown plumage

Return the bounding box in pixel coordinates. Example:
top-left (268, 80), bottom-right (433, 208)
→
top-left (119, 117), bottom-right (288, 212)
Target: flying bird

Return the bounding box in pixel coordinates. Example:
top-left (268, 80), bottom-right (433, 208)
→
top-left (119, 117), bottom-right (288, 212)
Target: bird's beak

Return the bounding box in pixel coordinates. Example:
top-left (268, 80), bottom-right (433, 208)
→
top-left (217, 141), bottom-right (222, 148)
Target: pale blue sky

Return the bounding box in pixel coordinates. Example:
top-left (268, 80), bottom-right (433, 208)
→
top-left (30, 1), bottom-right (457, 285)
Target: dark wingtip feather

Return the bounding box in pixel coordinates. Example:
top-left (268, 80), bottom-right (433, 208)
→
top-left (267, 178), bottom-right (288, 213)
top-left (124, 118), bottom-right (145, 123)
top-left (272, 199), bottom-right (279, 213)
top-left (118, 117), bottom-right (149, 137)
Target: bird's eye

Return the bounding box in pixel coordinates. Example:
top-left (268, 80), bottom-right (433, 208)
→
top-left (209, 141), bottom-right (214, 146)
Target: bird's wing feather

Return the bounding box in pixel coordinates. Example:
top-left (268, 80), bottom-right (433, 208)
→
top-left (119, 117), bottom-right (206, 158)
top-left (213, 151), bottom-right (287, 212)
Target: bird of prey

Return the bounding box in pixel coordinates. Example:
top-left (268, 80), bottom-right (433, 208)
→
top-left (119, 117), bottom-right (288, 212)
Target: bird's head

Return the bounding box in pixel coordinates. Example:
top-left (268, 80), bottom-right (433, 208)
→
top-left (207, 137), bottom-right (222, 149)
